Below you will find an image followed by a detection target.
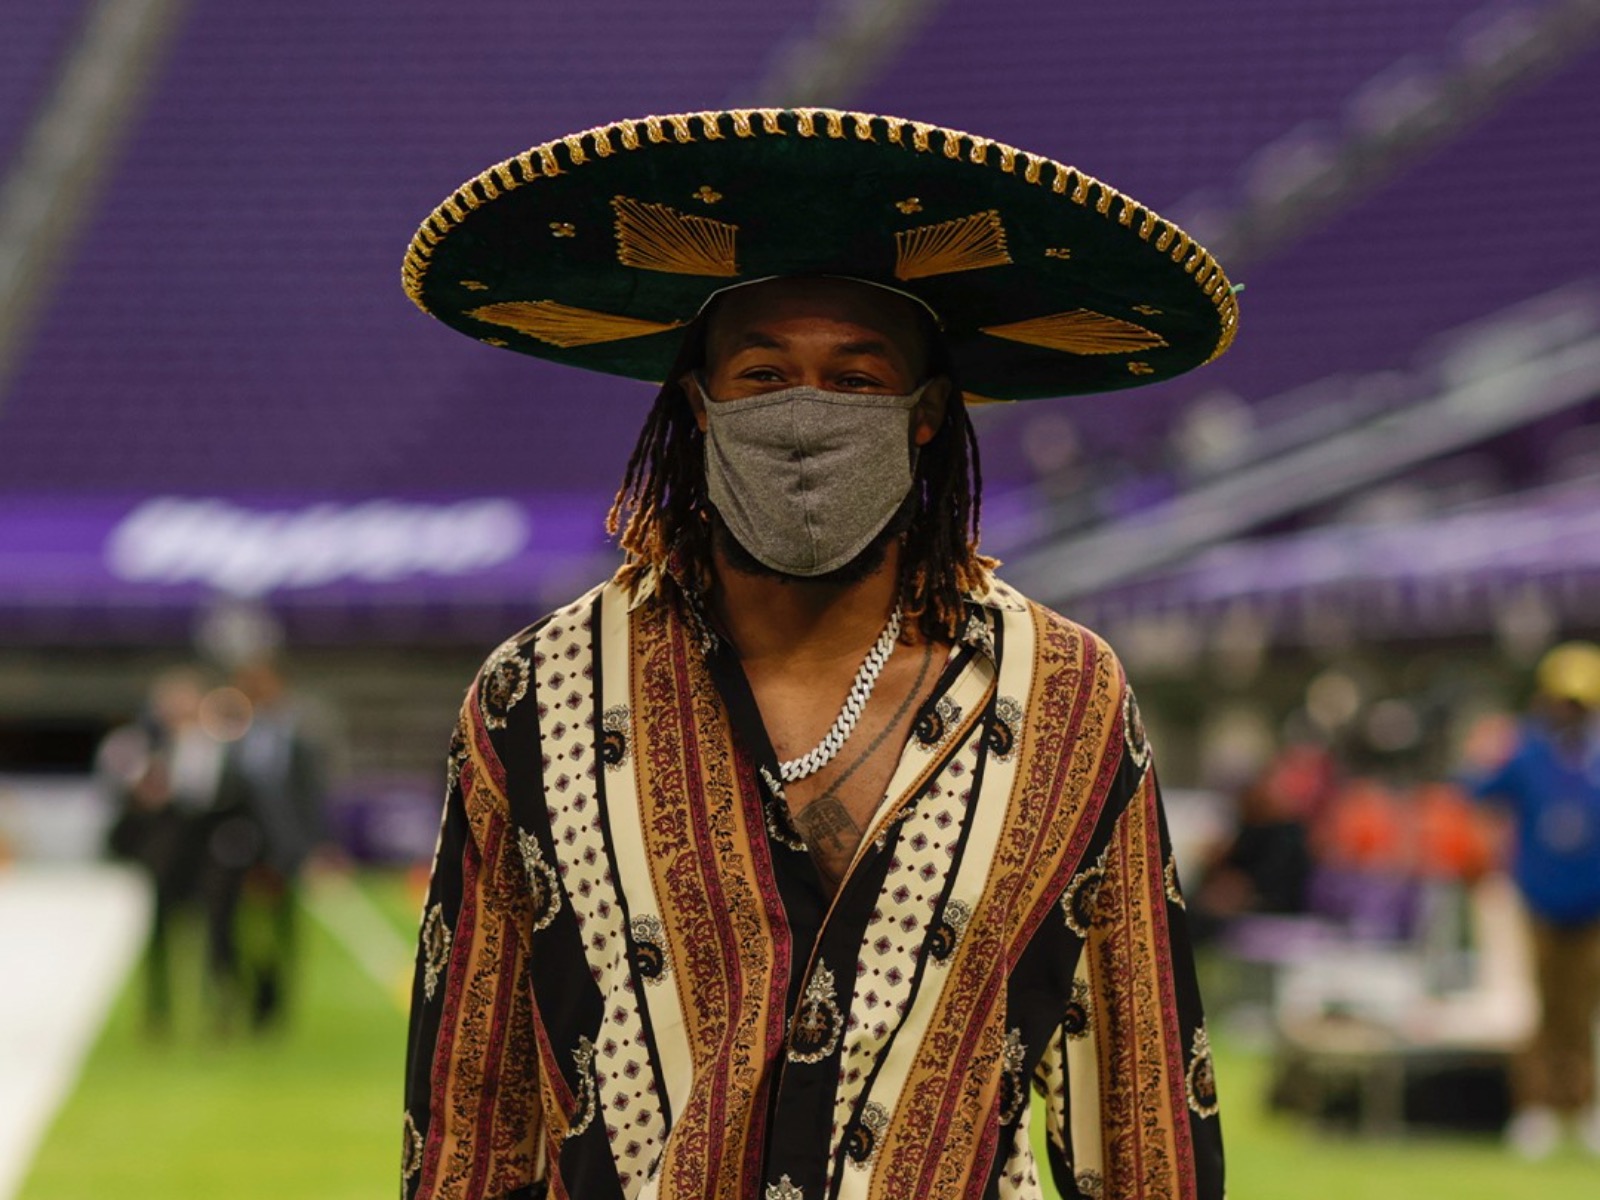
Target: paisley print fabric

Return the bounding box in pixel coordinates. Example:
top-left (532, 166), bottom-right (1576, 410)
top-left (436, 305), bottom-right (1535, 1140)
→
top-left (401, 577), bottom-right (1221, 1199)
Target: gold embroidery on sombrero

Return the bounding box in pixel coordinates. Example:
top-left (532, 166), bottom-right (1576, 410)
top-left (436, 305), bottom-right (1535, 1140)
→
top-left (894, 210), bottom-right (1011, 280)
top-left (1134, 304), bottom-right (1162, 315)
top-left (894, 197), bottom-right (923, 214)
top-left (467, 301), bottom-right (684, 348)
top-left (1128, 362), bottom-right (1155, 375)
top-left (611, 195), bottom-right (739, 277)
top-left (981, 309), bottom-right (1168, 356)
top-left (459, 279), bottom-right (488, 291)
top-left (562, 134), bottom-right (589, 165)
top-left (1043, 247), bottom-right (1072, 259)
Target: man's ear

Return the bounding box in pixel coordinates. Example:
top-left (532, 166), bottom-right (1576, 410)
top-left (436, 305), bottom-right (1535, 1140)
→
top-left (681, 372), bottom-right (708, 432)
top-left (911, 377), bottom-right (951, 446)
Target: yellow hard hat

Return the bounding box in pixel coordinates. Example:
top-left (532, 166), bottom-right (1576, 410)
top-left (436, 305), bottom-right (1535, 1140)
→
top-left (1536, 641), bottom-right (1600, 709)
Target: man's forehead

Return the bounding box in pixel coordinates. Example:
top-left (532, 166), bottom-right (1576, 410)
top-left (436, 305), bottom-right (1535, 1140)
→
top-left (705, 276), bottom-right (931, 359)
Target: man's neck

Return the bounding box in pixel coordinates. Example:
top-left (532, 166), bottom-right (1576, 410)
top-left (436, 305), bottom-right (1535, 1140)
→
top-left (707, 543), bottom-right (903, 669)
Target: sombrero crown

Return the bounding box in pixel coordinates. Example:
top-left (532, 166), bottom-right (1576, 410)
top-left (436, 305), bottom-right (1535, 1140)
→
top-left (403, 108), bottom-right (1237, 400)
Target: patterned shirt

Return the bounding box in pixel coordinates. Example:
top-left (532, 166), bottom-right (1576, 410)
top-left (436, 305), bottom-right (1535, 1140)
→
top-left (401, 576), bottom-right (1223, 1200)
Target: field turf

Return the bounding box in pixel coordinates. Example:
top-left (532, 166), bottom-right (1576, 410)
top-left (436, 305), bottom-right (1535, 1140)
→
top-left (18, 871), bottom-right (1600, 1198)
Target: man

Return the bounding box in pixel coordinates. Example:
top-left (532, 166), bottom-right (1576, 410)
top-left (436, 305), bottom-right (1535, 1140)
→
top-left (400, 107), bottom-right (1237, 1199)
top-left (214, 659), bottom-right (332, 1029)
top-left (98, 666), bottom-right (220, 1031)
top-left (1470, 641), bottom-right (1600, 1159)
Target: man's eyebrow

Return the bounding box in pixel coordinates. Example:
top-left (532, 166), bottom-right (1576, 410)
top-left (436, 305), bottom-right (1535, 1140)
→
top-left (833, 339), bottom-right (893, 358)
top-left (727, 331), bottom-right (787, 352)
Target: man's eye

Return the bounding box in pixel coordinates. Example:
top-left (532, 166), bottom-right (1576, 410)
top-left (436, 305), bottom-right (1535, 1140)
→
top-left (838, 375), bottom-right (881, 389)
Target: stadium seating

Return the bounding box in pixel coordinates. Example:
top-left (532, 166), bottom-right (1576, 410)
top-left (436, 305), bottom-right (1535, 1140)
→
top-left (4, 0), bottom-right (1593, 503)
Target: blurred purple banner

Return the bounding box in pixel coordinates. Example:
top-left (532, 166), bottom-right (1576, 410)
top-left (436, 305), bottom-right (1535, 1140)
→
top-left (0, 494), bottom-right (618, 643)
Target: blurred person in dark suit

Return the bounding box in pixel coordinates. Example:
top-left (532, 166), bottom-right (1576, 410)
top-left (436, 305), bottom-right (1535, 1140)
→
top-left (1469, 641), bottom-right (1600, 1159)
top-left (98, 666), bottom-right (225, 1031)
top-left (207, 659), bottom-right (333, 1031)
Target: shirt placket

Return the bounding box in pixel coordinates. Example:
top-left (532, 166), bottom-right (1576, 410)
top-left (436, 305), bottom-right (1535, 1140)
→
top-left (754, 630), bottom-right (1000, 1197)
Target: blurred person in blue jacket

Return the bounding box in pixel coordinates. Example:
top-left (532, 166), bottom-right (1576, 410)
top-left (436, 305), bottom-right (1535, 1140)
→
top-left (1471, 640), bottom-right (1600, 1159)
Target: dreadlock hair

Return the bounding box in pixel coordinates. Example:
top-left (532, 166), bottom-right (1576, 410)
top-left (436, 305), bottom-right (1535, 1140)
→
top-left (606, 301), bottom-right (997, 644)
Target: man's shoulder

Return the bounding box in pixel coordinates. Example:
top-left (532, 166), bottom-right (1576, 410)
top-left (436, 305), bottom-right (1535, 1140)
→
top-left (473, 580), bottom-right (620, 668)
top-left (460, 578), bottom-right (623, 733)
top-left (978, 576), bottom-right (1129, 682)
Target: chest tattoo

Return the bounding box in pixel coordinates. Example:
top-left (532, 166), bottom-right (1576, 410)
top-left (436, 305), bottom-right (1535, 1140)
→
top-left (787, 642), bottom-right (935, 886)
top-left (793, 795), bottom-right (860, 854)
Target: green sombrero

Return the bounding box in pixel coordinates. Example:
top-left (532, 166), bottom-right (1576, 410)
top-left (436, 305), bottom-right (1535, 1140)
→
top-left (403, 108), bottom-right (1238, 401)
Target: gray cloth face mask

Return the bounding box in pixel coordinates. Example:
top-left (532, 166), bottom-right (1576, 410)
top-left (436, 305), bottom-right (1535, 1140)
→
top-left (699, 377), bottom-right (927, 577)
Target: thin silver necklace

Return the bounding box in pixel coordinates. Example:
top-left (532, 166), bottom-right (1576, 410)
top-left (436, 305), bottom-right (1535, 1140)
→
top-left (775, 604), bottom-right (902, 784)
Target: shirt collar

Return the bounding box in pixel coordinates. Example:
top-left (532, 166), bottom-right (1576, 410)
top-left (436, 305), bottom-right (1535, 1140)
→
top-left (621, 564), bottom-right (1023, 662)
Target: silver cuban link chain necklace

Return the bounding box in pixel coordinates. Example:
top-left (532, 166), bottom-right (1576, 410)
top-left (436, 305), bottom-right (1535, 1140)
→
top-left (777, 604), bottom-right (903, 784)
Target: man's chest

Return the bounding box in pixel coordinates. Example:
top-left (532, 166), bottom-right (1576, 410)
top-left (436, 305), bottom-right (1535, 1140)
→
top-left (753, 641), bottom-right (942, 894)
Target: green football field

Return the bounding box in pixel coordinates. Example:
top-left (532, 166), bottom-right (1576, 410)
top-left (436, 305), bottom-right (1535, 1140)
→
top-left (17, 870), bottom-right (1599, 1199)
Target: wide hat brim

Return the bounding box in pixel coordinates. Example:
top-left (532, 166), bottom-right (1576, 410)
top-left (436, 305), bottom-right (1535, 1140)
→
top-left (402, 108), bottom-right (1238, 401)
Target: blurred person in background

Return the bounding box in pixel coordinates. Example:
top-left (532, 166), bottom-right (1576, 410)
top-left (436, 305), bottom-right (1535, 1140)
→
top-left (98, 666), bottom-right (225, 1032)
top-left (208, 658), bottom-right (333, 1032)
top-left (1191, 747), bottom-right (1319, 943)
top-left (398, 109), bottom-right (1233, 1200)
top-left (1468, 640), bottom-right (1600, 1159)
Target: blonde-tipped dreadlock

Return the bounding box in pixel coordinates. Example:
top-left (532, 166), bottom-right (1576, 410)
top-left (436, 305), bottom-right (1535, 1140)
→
top-left (607, 314), bottom-right (995, 644)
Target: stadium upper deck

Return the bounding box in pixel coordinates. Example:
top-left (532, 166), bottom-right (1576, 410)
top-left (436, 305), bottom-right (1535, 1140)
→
top-left (3, 0), bottom-right (1593, 492)
top-left (0, 0), bottom-right (1594, 636)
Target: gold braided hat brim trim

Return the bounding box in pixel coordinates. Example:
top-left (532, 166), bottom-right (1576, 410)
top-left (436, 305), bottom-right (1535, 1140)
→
top-left (402, 108), bottom-right (1238, 400)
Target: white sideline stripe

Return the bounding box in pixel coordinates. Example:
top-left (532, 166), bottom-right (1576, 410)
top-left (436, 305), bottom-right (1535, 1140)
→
top-left (0, 865), bottom-right (149, 1200)
top-left (300, 873), bottom-right (415, 1009)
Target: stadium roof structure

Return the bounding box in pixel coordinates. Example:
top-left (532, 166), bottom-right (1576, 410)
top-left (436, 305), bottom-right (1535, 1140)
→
top-left (0, 0), bottom-right (1596, 639)
top-left (0, 4), bottom-right (92, 173)
top-left (1066, 478), bottom-right (1600, 646)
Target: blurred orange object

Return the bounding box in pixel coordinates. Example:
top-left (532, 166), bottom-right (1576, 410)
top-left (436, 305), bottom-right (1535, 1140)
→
top-left (1320, 779), bottom-right (1406, 870)
top-left (1412, 781), bottom-right (1499, 881)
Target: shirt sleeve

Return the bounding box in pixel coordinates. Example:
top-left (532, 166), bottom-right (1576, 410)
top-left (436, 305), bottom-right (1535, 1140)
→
top-left (402, 680), bottom-right (546, 1200)
top-left (1036, 728), bottom-right (1224, 1199)
top-left (1467, 738), bottom-right (1526, 808)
